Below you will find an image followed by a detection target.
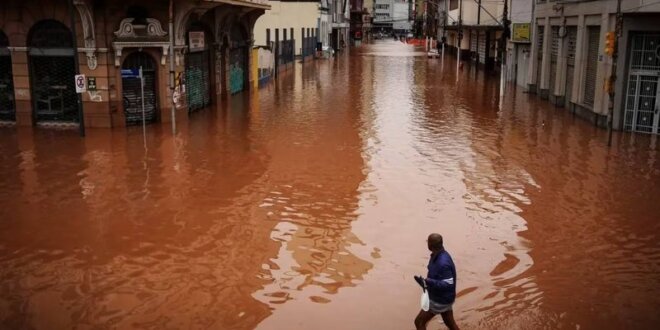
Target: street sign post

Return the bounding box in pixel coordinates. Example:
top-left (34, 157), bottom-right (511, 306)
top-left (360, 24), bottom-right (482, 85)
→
top-left (75, 74), bottom-right (86, 93)
top-left (121, 69), bottom-right (140, 78)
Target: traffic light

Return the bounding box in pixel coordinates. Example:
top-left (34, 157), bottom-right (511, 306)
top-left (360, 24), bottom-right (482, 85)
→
top-left (604, 31), bottom-right (616, 57)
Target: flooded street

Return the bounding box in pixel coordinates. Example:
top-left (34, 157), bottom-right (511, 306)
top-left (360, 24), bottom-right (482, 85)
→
top-left (1, 41), bottom-right (659, 329)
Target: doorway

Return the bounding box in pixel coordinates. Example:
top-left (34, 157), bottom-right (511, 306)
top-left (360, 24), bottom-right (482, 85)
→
top-left (122, 52), bottom-right (158, 125)
top-left (623, 33), bottom-right (660, 134)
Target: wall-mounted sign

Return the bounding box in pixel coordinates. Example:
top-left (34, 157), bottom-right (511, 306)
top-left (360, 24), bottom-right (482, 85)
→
top-left (75, 74), bottom-right (86, 93)
top-left (189, 31), bottom-right (205, 52)
top-left (87, 77), bottom-right (97, 91)
top-left (512, 23), bottom-right (531, 43)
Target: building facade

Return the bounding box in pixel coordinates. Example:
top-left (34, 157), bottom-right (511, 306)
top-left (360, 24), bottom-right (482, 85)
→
top-left (253, 1), bottom-right (320, 56)
top-left (373, 0), bottom-right (393, 32)
top-left (372, 0), bottom-right (411, 34)
top-left (439, 0), bottom-right (504, 70)
top-left (505, 0), bottom-right (533, 87)
top-left (350, 0), bottom-right (371, 44)
top-left (0, 0), bottom-right (269, 129)
top-left (529, 0), bottom-right (660, 134)
top-left (331, 0), bottom-right (351, 51)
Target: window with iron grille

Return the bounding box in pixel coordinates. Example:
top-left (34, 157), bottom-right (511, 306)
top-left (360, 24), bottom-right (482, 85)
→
top-left (0, 30), bottom-right (15, 121)
top-left (121, 52), bottom-right (158, 125)
top-left (28, 20), bottom-right (78, 123)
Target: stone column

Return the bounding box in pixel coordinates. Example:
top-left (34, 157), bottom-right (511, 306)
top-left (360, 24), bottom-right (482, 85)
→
top-left (539, 17), bottom-right (551, 99)
top-left (571, 14), bottom-right (586, 109)
top-left (11, 49), bottom-right (32, 126)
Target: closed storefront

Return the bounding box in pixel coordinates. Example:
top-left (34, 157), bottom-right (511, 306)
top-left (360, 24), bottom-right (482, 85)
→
top-left (478, 31), bottom-right (487, 65)
top-left (28, 20), bottom-right (78, 123)
top-left (185, 28), bottom-right (211, 112)
top-left (470, 30), bottom-right (477, 60)
top-left (0, 30), bottom-right (14, 121)
top-left (549, 26), bottom-right (560, 97)
top-left (536, 25), bottom-right (544, 89)
top-left (584, 26), bottom-right (600, 106)
top-left (121, 52), bottom-right (158, 125)
top-left (565, 26), bottom-right (577, 108)
top-left (229, 24), bottom-right (248, 94)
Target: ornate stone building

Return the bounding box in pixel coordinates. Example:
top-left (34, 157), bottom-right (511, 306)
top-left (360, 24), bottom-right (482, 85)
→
top-left (0, 0), bottom-right (269, 128)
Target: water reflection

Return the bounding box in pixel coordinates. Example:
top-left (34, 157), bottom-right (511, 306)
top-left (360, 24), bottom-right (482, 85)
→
top-left (1, 40), bottom-right (659, 330)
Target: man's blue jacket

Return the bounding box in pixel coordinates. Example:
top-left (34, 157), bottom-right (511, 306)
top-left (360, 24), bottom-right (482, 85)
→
top-left (425, 250), bottom-right (457, 305)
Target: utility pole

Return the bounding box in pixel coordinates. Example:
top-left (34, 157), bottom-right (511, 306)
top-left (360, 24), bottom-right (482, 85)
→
top-left (499, 0), bottom-right (511, 101)
top-left (168, 0), bottom-right (177, 135)
top-left (68, 0), bottom-right (85, 137)
top-left (607, 0), bottom-right (622, 146)
top-left (457, 0), bottom-right (462, 79)
top-left (476, 0), bottom-right (481, 64)
top-left (441, 0), bottom-right (447, 60)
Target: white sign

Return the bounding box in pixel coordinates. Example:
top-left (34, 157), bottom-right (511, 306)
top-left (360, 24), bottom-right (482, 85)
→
top-left (75, 74), bottom-right (86, 93)
top-left (189, 31), bottom-right (205, 52)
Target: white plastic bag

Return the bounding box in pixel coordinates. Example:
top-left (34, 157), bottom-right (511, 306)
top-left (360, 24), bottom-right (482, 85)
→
top-left (420, 290), bottom-right (430, 312)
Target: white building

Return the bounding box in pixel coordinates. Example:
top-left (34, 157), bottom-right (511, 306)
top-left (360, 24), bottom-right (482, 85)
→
top-left (373, 0), bottom-right (412, 33)
top-left (253, 1), bottom-right (321, 56)
top-left (392, 1), bottom-right (412, 33)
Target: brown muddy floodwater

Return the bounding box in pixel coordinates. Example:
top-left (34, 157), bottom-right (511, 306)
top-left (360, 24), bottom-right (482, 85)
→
top-left (1, 41), bottom-right (660, 330)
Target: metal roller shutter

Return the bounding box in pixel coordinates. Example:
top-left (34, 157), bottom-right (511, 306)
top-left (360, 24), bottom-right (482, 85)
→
top-left (565, 27), bottom-right (577, 107)
top-left (536, 26), bottom-right (544, 87)
top-left (584, 26), bottom-right (600, 106)
top-left (186, 50), bottom-right (211, 111)
top-left (478, 31), bottom-right (487, 64)
top-left (549, 26), bottom-right (560, 95)
top-left (470, 30), bottom-right (477, 58)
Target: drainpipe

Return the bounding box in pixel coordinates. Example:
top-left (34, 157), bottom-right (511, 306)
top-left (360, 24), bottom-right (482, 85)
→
top-left (68, 0), bottom-right (85, 136)
top-left (169, 0), bottom-right (176, 135)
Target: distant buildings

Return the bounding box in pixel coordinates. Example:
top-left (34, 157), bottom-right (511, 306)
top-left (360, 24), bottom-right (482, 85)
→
top-left (373, 0), bottom-right (412, 34)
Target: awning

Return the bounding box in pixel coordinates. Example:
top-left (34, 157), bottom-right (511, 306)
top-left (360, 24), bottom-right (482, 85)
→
top-left (201, 0), bottom-right (270, 10)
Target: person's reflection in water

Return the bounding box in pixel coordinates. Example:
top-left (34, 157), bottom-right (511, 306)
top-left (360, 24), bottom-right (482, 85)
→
top-left (414, 233), bottom-right (460, 330)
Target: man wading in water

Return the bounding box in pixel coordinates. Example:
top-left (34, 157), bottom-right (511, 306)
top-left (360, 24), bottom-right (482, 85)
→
top-left (414, 233), bottom-right (460, 330)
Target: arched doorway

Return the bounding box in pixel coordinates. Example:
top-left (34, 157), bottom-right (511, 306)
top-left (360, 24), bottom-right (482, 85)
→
top-left (121, 52), bottom-right (158, 125)
top-left (28, 20), bottom-right (78, 122)
top-left (229, 23), bottom-right (249, 94)
top-left (185, 22), bottom-right (212, 112)
top-left (0, 30), bottom-right (15, 121)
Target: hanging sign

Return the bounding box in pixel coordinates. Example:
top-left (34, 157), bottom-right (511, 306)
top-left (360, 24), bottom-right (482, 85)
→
top-left (75, 74), bottom-right (86, 93)
top-left (512, 23), bottom-right (531, 43)
top-left (189, 31), bottom-right (205, 52)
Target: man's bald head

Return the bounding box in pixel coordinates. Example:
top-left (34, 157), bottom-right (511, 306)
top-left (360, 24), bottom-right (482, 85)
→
top-left (427, 233), bottom-right (443, 252)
